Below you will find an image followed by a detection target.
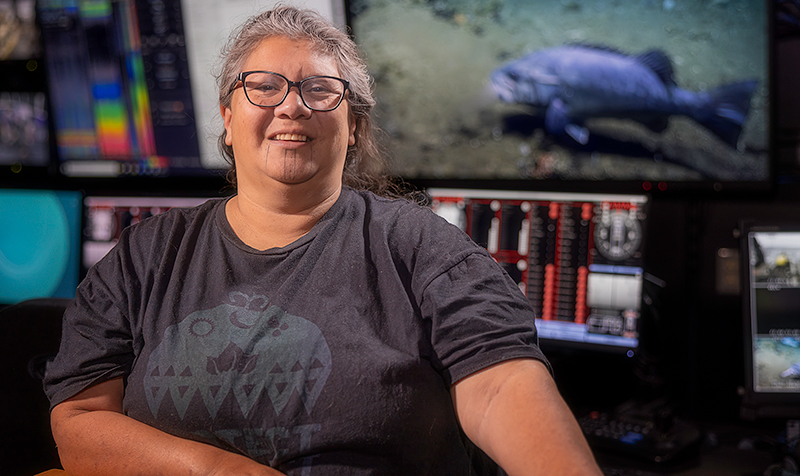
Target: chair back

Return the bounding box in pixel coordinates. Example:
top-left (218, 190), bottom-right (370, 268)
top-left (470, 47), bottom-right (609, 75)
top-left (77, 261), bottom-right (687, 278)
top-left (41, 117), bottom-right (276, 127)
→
top-left (0, 298), bottom-right (71, 476)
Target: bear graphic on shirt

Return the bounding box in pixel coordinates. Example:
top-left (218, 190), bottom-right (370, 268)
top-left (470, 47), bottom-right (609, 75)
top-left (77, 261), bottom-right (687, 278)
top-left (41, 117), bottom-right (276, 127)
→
top-left (143, 291), bottom-right (332, 421)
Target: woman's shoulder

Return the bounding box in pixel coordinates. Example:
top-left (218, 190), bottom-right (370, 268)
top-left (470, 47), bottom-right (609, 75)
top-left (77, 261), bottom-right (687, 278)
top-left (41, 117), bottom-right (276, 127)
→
top-left (110, 197), bottom-right (227, 253)
top-left (346, 187), bottom-right (481, 253)
top-left (93, 198), bottom-right (226, 273)
top-left (347, 187), bottom-right (437, 219)
top-left (347, 189), bottom-right (449, 231)
top-left (127, 197), bottom-right (225, 233)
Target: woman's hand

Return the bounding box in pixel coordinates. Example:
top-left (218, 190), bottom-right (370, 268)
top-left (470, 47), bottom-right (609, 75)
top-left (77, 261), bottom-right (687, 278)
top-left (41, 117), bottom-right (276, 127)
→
top-left (51, 378), bottom-right (285, 476)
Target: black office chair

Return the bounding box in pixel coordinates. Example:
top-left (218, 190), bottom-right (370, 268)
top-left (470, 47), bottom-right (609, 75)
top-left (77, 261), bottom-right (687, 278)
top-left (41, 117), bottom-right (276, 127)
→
top-left (0, 298), bottom-right (71, 476)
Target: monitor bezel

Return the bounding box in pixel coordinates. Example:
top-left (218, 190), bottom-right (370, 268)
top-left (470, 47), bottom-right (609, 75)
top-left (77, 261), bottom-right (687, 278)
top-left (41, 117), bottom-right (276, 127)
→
top-left (739, 220), bottom-right (800, 420)
top-left (346, 0), bottom-right (777, 198)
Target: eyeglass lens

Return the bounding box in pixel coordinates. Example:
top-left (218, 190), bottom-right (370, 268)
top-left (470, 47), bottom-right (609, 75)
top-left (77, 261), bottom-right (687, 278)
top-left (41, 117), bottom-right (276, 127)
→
top-left (242, 72), bottom-right (345, 111)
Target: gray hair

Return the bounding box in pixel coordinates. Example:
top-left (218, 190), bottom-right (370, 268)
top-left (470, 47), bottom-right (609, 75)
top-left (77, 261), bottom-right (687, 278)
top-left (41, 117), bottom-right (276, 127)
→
top-left (215, 5), bottom-right (391, 194)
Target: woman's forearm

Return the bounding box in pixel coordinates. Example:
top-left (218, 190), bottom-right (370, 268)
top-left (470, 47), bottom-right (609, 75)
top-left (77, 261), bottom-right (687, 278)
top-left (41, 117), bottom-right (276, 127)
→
top-left (452, 359), bottom-right (603, 476)
top-left (51, 378), bottom-right (284, 476)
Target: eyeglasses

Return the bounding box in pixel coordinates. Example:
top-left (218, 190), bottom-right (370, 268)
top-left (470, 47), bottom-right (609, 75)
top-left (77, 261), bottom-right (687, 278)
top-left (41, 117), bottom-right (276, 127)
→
top-left (232, 71), bottom-right (350, 112)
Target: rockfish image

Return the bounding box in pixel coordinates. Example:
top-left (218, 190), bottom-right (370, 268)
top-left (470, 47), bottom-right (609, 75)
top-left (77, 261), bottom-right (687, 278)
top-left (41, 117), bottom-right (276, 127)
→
top-left (490, 44), bottom-right (758, 148)
top-left (350, 0), bottom-right (768, 181)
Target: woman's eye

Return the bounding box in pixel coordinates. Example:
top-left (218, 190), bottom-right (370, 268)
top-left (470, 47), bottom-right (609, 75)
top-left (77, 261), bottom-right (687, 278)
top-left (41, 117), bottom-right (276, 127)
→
top-left (253, 83), bottom-right (277, 92)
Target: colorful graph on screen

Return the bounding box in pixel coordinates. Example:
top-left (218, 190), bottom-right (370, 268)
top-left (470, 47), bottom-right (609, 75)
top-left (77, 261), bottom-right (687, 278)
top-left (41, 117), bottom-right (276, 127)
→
top-left (39, 0), bottom-right (158, 164)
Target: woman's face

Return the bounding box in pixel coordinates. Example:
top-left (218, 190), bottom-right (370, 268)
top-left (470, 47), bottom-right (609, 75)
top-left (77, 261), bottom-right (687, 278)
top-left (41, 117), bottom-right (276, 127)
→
top-left (221, 36), bottom-right (356, 193)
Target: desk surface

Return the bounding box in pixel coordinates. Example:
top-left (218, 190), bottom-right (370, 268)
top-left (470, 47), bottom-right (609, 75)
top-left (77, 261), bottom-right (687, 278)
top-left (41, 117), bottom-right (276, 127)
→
top-left (594, 420), bottom-right (793, 476)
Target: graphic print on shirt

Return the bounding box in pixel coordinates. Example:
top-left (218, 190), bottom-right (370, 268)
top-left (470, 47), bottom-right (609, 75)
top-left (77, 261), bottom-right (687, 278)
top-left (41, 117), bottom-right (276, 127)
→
top-left (144, 290), bottom-right (332, 423)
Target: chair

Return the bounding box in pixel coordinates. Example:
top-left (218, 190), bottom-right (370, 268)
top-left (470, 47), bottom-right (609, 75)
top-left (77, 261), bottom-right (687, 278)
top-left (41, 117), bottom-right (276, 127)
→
top-left (0, 298), bottom-right (71, 476)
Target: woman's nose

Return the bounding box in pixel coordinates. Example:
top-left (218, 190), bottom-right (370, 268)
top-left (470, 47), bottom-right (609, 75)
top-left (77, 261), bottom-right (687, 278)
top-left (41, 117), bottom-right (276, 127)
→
top-left (274, 88), bottom-right (311, 119)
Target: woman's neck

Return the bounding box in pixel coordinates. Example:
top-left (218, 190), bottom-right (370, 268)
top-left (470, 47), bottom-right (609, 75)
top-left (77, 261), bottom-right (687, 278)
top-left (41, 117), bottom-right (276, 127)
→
top-left (225, 183), bottom-right (342, 251)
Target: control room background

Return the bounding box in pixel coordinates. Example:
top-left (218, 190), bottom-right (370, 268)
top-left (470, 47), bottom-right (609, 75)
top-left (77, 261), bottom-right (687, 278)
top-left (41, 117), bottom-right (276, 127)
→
top-left (1, 0), bottom-right (799, 438)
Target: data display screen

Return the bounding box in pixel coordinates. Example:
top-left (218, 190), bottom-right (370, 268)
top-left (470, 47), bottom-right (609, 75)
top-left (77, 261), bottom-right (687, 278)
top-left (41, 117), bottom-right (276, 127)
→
top-left (429, 188), bottom-right (648, 352)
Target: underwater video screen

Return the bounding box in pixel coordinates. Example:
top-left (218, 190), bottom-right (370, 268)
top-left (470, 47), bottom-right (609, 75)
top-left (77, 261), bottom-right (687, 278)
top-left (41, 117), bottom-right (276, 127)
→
top-left (349, 0), bottom-right (769, 187)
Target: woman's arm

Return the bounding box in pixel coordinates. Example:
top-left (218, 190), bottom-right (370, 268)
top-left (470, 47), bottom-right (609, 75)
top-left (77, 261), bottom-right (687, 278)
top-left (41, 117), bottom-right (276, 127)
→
top-left (451, 358), bottom-right (603, 476)
top-left (51, 377), bottom-right (285, 476)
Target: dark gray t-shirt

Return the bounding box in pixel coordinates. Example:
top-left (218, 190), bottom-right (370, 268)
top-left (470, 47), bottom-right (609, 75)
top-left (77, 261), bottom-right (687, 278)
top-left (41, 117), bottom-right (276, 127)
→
top-left (45, 188), bottom-right (548, 475)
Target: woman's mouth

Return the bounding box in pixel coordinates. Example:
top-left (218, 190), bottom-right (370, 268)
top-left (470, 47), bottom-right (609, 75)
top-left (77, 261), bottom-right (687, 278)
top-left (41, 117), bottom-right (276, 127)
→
top-left (272, 133), bottom-right (309, 142)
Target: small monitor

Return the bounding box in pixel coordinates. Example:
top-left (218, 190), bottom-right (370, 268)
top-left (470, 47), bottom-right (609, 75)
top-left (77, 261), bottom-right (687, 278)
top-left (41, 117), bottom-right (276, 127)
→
top-left (0, 188), bottom-right (82, 306)
top-left (82, 194), bottom-right (215, 270)
top-left (428, 188), bottom-right (648, 354)
top-left (740, 222), bottom-right (800, 420)
top-left (0, 1), bottom-right (50, 177)
top-left (0, 89), bottom-right (49, 168)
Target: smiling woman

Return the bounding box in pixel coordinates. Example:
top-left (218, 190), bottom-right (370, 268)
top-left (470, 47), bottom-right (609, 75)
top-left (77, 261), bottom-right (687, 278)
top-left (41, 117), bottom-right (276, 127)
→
top-left (43, 6), bottom-right (602, 476)
top-left (220, 36), bottom-right (355, 211)
top-left (215, 7), bottom-right (388, 195)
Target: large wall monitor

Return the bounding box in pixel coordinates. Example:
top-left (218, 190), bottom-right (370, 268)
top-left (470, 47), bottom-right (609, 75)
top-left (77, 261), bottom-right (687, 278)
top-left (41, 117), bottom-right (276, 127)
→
top-left (36, 0), bottom-right (344, 179)
top-left (428, 188), bottom-right (648, 353)
top-left (349, 0), bottom-right (771, 193)
top-left (740, 221), bottom-right (800, 419)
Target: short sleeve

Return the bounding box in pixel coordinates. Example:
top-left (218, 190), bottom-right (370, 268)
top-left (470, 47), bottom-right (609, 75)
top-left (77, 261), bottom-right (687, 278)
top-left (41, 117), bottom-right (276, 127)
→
top-left (44, 250), bottom-right (136, 410)
top-left (420, 252), bottom-right (550, 386)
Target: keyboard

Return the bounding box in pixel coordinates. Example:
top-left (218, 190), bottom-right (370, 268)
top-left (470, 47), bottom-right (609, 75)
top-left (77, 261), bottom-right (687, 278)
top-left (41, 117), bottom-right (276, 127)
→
top-left (600, 466), bottom-right (663, 476)
top-left (600, 466), bottom-right (660, 476)
top-left (579, 407), bottom-right (702, 464)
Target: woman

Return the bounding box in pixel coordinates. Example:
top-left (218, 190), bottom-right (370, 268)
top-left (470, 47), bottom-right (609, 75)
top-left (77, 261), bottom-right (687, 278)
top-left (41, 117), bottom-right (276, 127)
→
top-left (45, 6), bottom-right (602, 476)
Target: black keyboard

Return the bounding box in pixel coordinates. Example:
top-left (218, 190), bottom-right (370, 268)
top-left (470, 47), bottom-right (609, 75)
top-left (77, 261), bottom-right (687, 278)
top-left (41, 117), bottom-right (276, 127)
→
top-left (579, 409), bottom-right (702, 464)
top-left (600, 466), bottom-right (660, 476)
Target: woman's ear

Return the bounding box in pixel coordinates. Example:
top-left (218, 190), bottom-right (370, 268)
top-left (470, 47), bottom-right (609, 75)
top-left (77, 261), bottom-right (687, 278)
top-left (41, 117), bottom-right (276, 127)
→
top-left (348, 109), bottom-right (357, 147)
top-left (220, 104), bottom-right (234, 146)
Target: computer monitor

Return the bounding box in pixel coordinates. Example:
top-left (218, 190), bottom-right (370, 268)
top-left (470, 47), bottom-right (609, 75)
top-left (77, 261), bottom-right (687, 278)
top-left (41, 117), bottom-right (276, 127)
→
top-left (348, 0), bottom-right (771, 194)
top-left (0, 88), bottom-right (49, 168)
top-left (428, 188), bottom-right (648, 354)
top-left (740, 221), bottom-right (800, 420)
top-left (0, 188), bottom-right (82, 306)
top-left (82, 194), bottom-right (215, 271)
top-left (35, 0), bottom-right (346, 179)
top-left (0, 0), bottom-right (51, 177)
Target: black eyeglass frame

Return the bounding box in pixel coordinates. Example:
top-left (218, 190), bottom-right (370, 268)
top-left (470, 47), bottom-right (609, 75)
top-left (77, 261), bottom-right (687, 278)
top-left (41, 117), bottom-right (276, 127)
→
top-left (231, 71), bottom-right (350, 112)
